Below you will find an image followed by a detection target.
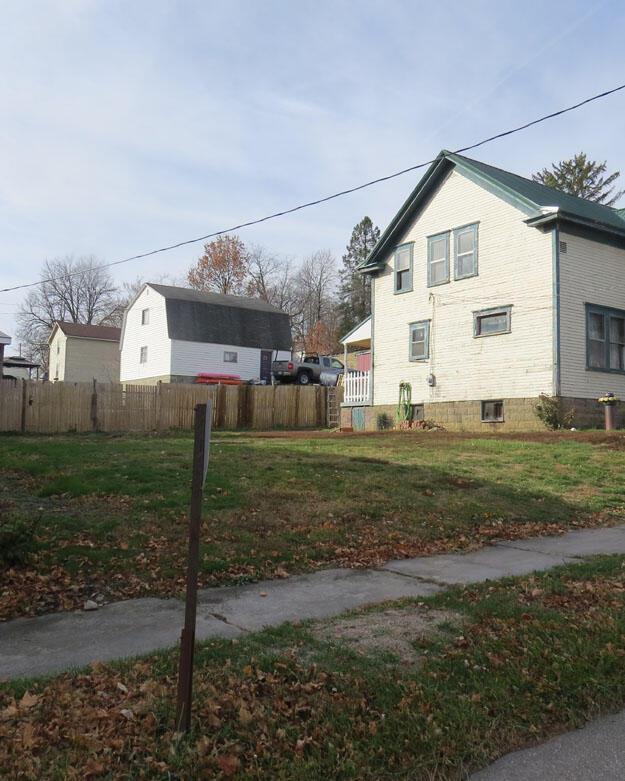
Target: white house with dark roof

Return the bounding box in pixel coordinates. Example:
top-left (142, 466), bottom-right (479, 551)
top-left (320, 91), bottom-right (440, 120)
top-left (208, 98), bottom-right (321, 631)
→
top-left (0, 331), bottom-right (11, 380)
top-left (48, 322), bottom-right (121, 383)
top-left (120, 283), bottom-right (292, 384)
top-left (340, 150), bottom-right (625, 431)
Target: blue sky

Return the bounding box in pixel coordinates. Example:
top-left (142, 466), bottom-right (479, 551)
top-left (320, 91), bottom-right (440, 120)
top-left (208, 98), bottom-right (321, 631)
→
top-left (1, 0), bottom-right (624, 339)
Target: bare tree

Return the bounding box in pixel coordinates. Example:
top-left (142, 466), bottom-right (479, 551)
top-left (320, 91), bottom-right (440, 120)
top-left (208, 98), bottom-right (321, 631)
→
top-left (247, 245), bottom-right (300, 314)
top-left (291, 250), bottom-right (339, 352)
top-left (17, 256), bottom-right (119, 372)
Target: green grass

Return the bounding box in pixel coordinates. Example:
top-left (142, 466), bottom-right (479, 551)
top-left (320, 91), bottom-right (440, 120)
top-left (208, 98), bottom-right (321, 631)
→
top-left (4, 556), bottom-right (625, 779)
top-left (2, 429), bottom-right (625, 618)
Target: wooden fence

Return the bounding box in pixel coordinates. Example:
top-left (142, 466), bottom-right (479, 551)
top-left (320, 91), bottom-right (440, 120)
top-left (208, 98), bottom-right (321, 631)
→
top-left (0, 380), bottom-right (341, 434)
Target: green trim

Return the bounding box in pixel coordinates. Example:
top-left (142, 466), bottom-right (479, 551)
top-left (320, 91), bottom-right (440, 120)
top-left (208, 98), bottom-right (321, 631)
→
top-left (552, 227), bottom-right (561, 395)
top-left (585, 302), bottom-right (625, 374)
top-left (473, 305), bottom-right (512, 337)
top-left (449, 158), bottom-right (537, 216)
top-left (393, 243), bottom-right (414, 294)
top-left (427, 232), bottom-right (450, 287)
top-left (359, 150), bottom-right (625, 277)
top-left (453, 222), bottom-right (479, 280)
top-left (359, 154), bottom-right (451, 275)
top-left (409, 319), bottom-right (430, 361)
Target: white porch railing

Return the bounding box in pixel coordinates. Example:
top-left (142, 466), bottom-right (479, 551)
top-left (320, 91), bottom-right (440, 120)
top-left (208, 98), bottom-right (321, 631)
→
top-left (343, 370), bottom-right (371, 406)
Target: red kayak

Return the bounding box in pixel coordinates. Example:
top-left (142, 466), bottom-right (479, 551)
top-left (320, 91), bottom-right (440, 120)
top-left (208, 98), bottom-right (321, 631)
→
top-left (194, 373), bottom-right (243, 385)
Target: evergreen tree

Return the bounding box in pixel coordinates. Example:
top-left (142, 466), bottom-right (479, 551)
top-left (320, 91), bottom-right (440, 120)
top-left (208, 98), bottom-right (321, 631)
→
top-left (532, 153), bottom-right (624, 206)
top-left (338, 216), bottom-right (380, 335)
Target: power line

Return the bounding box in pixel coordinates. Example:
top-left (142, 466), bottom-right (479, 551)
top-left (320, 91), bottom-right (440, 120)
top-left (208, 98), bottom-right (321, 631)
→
top-left (2, 81), bottom-right (625, 296)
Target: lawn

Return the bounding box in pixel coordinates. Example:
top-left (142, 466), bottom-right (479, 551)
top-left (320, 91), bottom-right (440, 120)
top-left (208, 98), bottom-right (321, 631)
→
top-left (2, 429), bottom-right (625, 619)
top-left (3, 555), bottom-right (625, 779)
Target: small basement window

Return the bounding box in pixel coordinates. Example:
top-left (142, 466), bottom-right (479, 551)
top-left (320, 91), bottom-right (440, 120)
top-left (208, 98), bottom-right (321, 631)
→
top-left (474, 306), bottom-right (511, 337)
top-left (141, 308), bottom-right (150, 325)
top-left (481, 400), bottom-right (504, 422)
top-left (223, 351), bottom-right (238, 363)
top-left (140, 346), bottom-right (148, 363)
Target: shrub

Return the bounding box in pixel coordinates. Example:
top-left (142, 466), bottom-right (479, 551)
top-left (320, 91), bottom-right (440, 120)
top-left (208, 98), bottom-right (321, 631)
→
top-left (0, 518), bottom-right (36, 567)
top-left (535, 394), bottom-right (576, 430)
top-left (377, 413), bottom-right (393, 430)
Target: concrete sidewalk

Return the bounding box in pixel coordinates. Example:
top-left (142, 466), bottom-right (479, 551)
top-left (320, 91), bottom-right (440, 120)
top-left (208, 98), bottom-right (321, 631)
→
top-left (3, 525), bottom-right (625, 680)
top-left (471, 708), bottom-right (625, 780)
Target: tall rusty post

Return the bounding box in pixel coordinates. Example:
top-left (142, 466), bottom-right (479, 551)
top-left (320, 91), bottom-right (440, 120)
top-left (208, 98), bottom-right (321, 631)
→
top-left (176, 402), bottom-right (211, 732)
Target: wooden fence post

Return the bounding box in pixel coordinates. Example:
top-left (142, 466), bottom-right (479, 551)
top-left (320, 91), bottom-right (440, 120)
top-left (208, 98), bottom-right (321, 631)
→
top-left (20, 379), bottom-right (27, 433)
top-left (156, 382), bottom-right (162, 431)
top-left (216, 383), bottom-right (226, 429)
top-left (293, 385), bottom-right (301, 427)
top-left (90, 379), bottom-right (98, 432)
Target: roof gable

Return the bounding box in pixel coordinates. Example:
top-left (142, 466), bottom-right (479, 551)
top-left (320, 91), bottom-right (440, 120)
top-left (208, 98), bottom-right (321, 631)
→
top-left (361, 150), bottom-right (625, 272)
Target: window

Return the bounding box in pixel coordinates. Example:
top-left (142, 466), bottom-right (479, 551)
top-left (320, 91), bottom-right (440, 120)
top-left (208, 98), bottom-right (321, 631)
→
top-left (394, 243), bottom-right (413, 293)
top-left (409, 320), bottom-right (430, 361)
top-left (586, 304), bottom-right (625, 372)
top-left (140, 346), bottom-right (148, 363)
top-left (454, 223), bottom-right (478, 279)
top-left (474, 306), bottom-right (511, 337)
top-left (427, 232), bottom-right (450, 286)
top-left (223, 351), bottom-right (238, 363)
top-left (481, 400), bottom-right (504, 422)
top-left (141, 308), bottom-right (150, 325)
top-left (331, 359), bottom-right (344, 369)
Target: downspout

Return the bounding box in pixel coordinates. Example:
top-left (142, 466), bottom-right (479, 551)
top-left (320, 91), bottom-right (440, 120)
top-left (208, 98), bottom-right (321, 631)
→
top-left (369, 276), bottom-right (375, 405)
top-left (552, 225), bottom-right (561, 396)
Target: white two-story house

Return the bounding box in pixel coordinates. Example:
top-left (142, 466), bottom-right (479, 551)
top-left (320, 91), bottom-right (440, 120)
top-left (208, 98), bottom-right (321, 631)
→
top-left (341, 150), bottom-right (625, 431)
top-left (120, 283), bottom-right (292, 384)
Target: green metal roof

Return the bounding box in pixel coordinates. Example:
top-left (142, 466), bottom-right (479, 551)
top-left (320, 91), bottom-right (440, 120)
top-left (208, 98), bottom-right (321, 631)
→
top-left (360, 150), bottom-right (625, 271)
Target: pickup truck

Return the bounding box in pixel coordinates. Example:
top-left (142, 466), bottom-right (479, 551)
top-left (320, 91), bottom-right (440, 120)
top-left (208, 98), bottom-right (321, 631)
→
top-left (271, 354), bottom-right (344, 385)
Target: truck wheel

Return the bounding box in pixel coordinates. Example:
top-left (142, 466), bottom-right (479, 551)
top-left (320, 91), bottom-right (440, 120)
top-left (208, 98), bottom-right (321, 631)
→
top-left (297, 371), bottom-right (311, 385)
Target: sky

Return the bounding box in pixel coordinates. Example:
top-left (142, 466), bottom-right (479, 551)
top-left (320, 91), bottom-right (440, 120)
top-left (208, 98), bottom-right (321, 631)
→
top-left (1, 0), bottom-right (625, 343)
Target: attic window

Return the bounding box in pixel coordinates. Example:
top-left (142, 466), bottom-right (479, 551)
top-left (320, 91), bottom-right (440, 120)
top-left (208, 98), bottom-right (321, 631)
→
top-left (141, 308), bottom-right (150, 325)
top-left (454, 224), bottom-right (478, 279)
top-left (427, 232), bottom-right (450, 287)
top-left (394, 244), bottom-right (413, 294)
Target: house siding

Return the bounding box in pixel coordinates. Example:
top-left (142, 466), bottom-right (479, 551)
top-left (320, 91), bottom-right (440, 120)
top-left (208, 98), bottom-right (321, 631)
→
top-left (559, 231), bottom-right (625, 399)
top-left (120, 286), bottom-right (171, 383)
top-left (372, 169), bottom-right (554, 406)
top-left (48, 330), bottom-right (67, 381)
top-left (64, 338), bottom-right (120, 383)
top-left (170, 341), bottom-right (290, 381)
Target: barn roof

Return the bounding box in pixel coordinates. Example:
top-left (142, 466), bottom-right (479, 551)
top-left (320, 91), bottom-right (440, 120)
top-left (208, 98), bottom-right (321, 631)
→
top-left (148, 284), bottom-right (292, 350)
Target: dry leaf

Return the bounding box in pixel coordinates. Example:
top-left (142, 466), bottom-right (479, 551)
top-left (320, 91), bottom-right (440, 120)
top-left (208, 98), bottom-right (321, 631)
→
top-left (19, 691), bottom-right (39, 710)
top-left (217, 755), bottom-right (241, 776)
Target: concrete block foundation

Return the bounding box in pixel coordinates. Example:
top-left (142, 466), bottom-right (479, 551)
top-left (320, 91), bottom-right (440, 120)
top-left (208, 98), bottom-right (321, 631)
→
top-left (341, 396), bottom-right (613, 432)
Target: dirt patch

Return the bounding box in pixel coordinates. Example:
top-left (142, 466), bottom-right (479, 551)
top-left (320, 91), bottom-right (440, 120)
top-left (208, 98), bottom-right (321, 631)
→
top-left (313, 606), bottom-right (462, 664)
